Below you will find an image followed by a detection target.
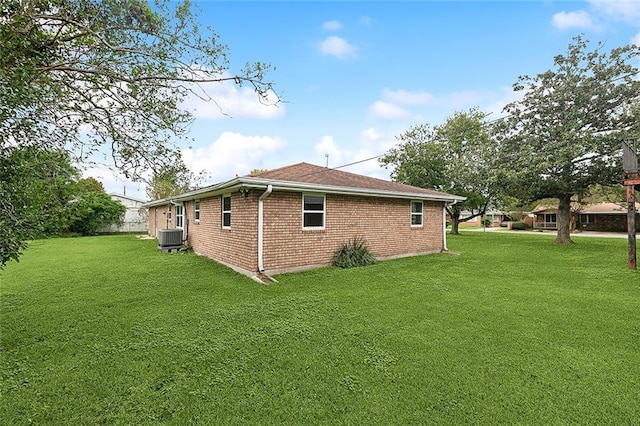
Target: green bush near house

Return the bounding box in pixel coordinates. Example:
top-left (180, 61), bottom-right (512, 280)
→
top-left (332, 236), bottom-right (376, 268)
top-left (511, 221), bottom-right (530, 230)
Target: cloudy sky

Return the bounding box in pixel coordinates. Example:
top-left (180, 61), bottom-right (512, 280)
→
top-left (86, 0), bottom-right (640, 200)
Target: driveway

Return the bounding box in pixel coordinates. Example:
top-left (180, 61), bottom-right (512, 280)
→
top-left (462, 227), bottom-right (629, 239)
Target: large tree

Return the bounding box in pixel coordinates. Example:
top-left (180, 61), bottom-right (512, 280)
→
top-left (0, 147), bottom-right (129, 266)
top-left (0, 0), bottom-right (277, 266)
top-left (67, 178), bottom-right (127, 235)
top-left (500, 36), bottom-right (640, 244)
top-left (380, 108), bottom-right (500, 234)
top-left (1, 0), bottom-right (277, 178)
top-left (146, 159), bottom-right (204, 200)
top-left (0, 147), bottom-right (77, 266)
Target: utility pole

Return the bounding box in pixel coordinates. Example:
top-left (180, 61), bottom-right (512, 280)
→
top-left (623, 140), bottom-right (638, 270)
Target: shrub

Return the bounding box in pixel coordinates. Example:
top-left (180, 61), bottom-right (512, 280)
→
top-left (332, 237), bottom-right (376, 268)
top-left (511, 221), bottom-right (530, 230)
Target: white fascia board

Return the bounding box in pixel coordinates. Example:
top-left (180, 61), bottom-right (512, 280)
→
top-left (143, 176), bottom-right (466, 206)
top-left (243, 177), bottom-right (466, 203)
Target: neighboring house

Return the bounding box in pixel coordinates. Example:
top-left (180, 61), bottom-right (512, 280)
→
top-left (533, 202), bottom-right (640, 232)
top-left (577, 202), bottom-right (640, 232)
top-left (144, 162), bottom-right (465, 277)
top-left (452, 210), bottom-right (509, 227)
top-left (101, 193), bottom-right (148, 233)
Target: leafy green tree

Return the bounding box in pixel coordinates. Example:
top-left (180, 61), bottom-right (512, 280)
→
top-left (0, 147), bottom-right (78, 267)
top-left (1, 0), bottom-right (277, 179)
top-left (380, 108), bottom-right (500, 234)
top-left (499, 36), bottom-right (640, 244)
top-left (146, 159), bottom-right (205, 200)
top-left (67, 178), bottom-right (126, 235)
top-left (1, 0), bottom-right (277, 265)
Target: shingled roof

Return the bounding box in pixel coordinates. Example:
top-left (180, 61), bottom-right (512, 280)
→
top-left (248, 162), bottom-right (459, 199)
top-left (144, 162), bottom-right (464, 207)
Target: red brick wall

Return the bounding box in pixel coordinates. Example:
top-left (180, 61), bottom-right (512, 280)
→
top-left (148, 205), bottom-right (176, 237)
top-left (261, 192), bottom-right (444, 273)
top-left (182, 194), bottom-right (259, 273)
top-left (148, 191), bottom-right (446, 274)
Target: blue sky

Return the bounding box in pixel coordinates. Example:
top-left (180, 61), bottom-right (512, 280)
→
top-left (89, 0), bottom-right (640, 200)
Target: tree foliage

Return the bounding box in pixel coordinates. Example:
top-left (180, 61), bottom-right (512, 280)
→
top-left (67, 178), bottom-right (126, 235)
top-left (0, 147), bottom-right (126, 267)
top-left (499, 36), bottom-right (640, 243)
top-left (380, 108), bottom-right (499, 234)
top-left (0, 0), bottom-right (278, 180)
top-left (0, 147), bottom-right (78, 267)
top-left (146, 159), bottom-right (204, 200)
top-left (1, 0), bottom-right (278, 265)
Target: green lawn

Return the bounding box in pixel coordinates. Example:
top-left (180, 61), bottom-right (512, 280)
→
top-left (1, 233), bottom-right (638, 424)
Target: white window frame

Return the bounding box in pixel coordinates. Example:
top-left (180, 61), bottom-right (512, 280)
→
top-left (411, 200), bottom-right (423, 227)
top-left (175, 204), bottom-right (184, 228)
top-left (222, 194), bottom-right (231, 229)
top-left (302, 193), bottom-right (325, 230)
top-left (194, 200), bottom-right (200, 222)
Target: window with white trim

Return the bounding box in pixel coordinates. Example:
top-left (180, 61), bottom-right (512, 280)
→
top-left (194, 200), bottom-right (200, 221)
top-left (303, 194), bottom-right (325, 229)
top-left (222, 195), bottom-right (231, 229)
top-left (411, 201), bottom-right (423, 226)
top-left (175, 204), bottom-right (184, 228)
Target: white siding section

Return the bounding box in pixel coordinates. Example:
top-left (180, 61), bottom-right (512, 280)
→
top-left (100, 193), bottom-right (149, 233)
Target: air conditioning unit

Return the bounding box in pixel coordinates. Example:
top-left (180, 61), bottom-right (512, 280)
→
top-left (157, 229), bottom-right (183, 248)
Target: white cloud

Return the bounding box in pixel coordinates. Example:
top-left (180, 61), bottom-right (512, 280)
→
top-left (381, 88), bottom-right (435, 106)
top-left (181, 132), bottom-right (286, 183)
top-left (314, 135), bottom-right (346, 165)
top-left (633, 31), bottom-right (640, 46)
top-left (588, 0), bottom-right (640, 23)
top-left (83, 166), bottom-right (148, 200)
top-left (481, 87), bottom-right (525, 120)
top-left (180, 76), bottom-right (285, 120)
top-left (318, 36), bottom-right (357, 59)
top-left (322, 20), bottom-right (342, 31)
top-left (361, 127), bottom-right (381, 141)
top-left (369, 101), bottom-right (410, 120)
top-left (551, 10), bottom-right (596, 30)
top-left (313, 133), bottom-right (392, 179)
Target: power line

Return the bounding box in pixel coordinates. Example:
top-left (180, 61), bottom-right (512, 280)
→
top-left (330, 68), bottom-right (640, 173)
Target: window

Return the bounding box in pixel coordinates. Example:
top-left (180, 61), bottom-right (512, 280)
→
top-left (194, 200), bottom-right (200, 221)
top-left (175, 204), bottom-right (183, 228)
top-left (222, 195), bottom-right (231, 228)
top-left (303, 194), bottom-right (325, 229)
top-left (411, 201), bottom-right (423, 226)
top-left (581, 214), bottom-right (595, 224)
top-left (545, 213), bottom-right (557, 223)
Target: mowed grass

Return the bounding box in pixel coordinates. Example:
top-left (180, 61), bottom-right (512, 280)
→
top-left (1, 233), bottom-right (639, 424)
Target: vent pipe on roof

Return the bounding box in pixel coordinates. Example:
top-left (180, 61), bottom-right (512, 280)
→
top-left (257, 185), bottom-right (273, 272)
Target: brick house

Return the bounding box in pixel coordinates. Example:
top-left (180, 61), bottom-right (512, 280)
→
top-left (532, 202), bottom-right (640, 232)
top-left (144, 163), bottom-right (465, 277)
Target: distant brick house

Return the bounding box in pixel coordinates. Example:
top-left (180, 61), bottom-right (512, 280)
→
top-left (533, 202), bottom-right (640, 232)
top-left (144, 163), bottom-right (465, 277)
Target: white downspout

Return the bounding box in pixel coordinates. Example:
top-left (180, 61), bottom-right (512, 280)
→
top-left (443, 200), bottom-right (458, 251)
top-left (257, 185), bottom-right (273, 272)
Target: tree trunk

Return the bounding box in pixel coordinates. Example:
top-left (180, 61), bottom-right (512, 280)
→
top-left (555, 194), bottom-right (574, 244)
top-left (451, 218), bottom-right (459, 235)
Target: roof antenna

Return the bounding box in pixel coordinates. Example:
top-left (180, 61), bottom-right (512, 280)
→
top-left (325, 153), bottom-right (329, 168)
